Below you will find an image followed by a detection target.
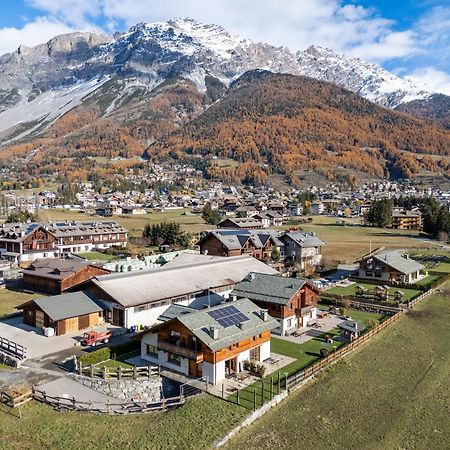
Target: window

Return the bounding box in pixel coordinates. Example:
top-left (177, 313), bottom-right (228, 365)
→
top-left (287, 318), bottom-right (292, 328)
top-left (168, 353), bottom-right (182, 366)
top-left (146, 345), bottom-right (158, 358)
top-left (134, 305), bottom-right (147, 313)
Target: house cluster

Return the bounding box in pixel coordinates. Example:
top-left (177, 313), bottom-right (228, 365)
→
top-left (15, 252), bottom-right (321, 384)
top-left (0, 220), bottom-right (128, 264)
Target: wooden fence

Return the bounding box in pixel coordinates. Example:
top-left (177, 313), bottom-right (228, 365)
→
top-left (32, 387), bottom-right (185, 414)
top-left (77, 364), bottom-right (160, 380)
top-left (0, 389), bottom-right (33, 408)
top-left (0, 336), bottom-right (27, 360)
top-left (286, 311), bottom-right (403, 390)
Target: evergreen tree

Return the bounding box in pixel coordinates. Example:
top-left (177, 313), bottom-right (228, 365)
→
top-left (366, 199), bottom-right (393, 228)
top-left (202, 203), bottom-right (222, 225)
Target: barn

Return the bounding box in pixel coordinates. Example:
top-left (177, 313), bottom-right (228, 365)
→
top-left (18, 292), bottom-right (103, 336)
top-left (22, 258), bottom-right (111, 295)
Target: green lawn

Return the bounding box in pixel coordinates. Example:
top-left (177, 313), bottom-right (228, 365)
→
top-left (224, 284), bottom-right (450, 450)
top-left (326, 282), bottom-right (421, 302)
top-left (228, 330), bottom-right (344, 409)
top-left (414, 275), bottom-right (441, 286)
top-left (0, 287), bottom-right (43, 317)
top-left (78, 251), bottom-right (118, 261)
top-left (340, 308), bottom-right (383, 326)
top-left (430, 261), bottom-right (450, 273)
top-left (0, 395), bottom-right (246, 450)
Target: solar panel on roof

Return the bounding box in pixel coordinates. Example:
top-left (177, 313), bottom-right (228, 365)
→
top-left (219, 230), bottom-right (251, 236)
top-left (26, 224), bottom-right (39, 233)
top-left (207, 305), bottom-right (249, 328)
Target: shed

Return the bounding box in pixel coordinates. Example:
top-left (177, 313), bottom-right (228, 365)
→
top-left (18, 291), bottom-right (103, 336)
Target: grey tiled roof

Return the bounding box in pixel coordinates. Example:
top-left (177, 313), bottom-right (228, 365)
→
top-left (175, 298), bottom-right (278, 352)
top-left (199, 229), bottom-right (283, 251)
top-left (280, 232), bottom-right (326, 248)
top-left (372, 251), bottom-right (424, 275)
top-left (19, 291), bottom-right (103, 321)
top-left (231, 273), bottom-right (308, 305)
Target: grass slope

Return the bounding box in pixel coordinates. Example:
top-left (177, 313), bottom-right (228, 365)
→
top-left (0, 395), bottom-right (246, 450)
top-left (224, 287), bottom-right (450, 450)
top-left (0, 288), bottom-right (42, 317)
top-left (326, 282), bottom-right (421, 301)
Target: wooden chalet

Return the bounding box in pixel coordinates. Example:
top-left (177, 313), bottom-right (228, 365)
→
top-left (22, 258), bottom-right (111, 295)
top-left (231, 272), bottom-right (320, 335)
top-left (141, 298), bottom-right (278, 384)
top-left (197, 229), bottom-right (283, 260)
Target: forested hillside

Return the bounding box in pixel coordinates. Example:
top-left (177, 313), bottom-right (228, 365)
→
top-left (151, 71), bottom-right (449, 184)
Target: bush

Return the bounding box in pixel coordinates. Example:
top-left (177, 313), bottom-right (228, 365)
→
top-left (242, 360), bottom-right (266, 377)
top-left (320, 348), bottom-right (330, 358)
top-left (78, 347), bottom-right (110, 366)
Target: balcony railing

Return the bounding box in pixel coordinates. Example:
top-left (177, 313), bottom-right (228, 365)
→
top-left (158, 341), bottom-right (203, 362)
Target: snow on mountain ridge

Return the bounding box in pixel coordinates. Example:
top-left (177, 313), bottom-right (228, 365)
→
top-left (297, 45), bottom-right (434, 107)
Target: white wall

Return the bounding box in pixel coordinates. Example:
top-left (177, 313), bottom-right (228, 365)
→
top-left (203, 360), bottom-right (226, 385)
top-left (260, 340), bottom-right (271, 361)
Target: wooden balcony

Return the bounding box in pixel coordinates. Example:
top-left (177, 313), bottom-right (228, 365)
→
top-left (158, 341), bottom-right (203, 362)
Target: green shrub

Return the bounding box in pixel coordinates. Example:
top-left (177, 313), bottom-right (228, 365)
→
top-left (78, 347), bottom-right (110, 366)
top-left (320, 348), bottom-right (330, 358)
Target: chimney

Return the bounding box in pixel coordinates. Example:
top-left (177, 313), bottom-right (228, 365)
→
top-left (210, 326), bottom-right (219, 339)
top-left (232, 295), bottom-right (237, 302)
top-left (260, 309), bottom-right (269, 321)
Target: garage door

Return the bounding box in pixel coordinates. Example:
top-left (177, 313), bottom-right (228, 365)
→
top-left (63, 317), bottom-right (79, 334)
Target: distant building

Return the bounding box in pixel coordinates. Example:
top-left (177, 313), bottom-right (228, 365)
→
top-left (198, 229), bottom-right (283, 261)
top-left (279, 231), bottom-right (326, 271)
top-left (358, 251), bottom-right (424, 283)
top-left (217, 218), bottom-right (264, 229)
top-left (391, 210), bottom-right (422, 230)
top-left (140, 298), bottom-right (278, 384)
top-left (231, 272), bottom-right (320, 335)
top-left (0, 221), bottom-right (128, 264)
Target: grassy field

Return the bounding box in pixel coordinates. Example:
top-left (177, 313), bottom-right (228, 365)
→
top-left (0, 287), bottom-right (42, 317)
top-left (283, 216), bottom-right (439, 263)
top-left (430, 261), bottom-right (450, 273)
top-left (43, 208), bottom-right (206, 237)
top-left (224, 285), bottom-right (450, 450)
top-left (415, 274), bottom-right (441, 286)
top-left (325, 282), bottom-right (422, 302)
top-left (78, 251), bottom-right (119, 261)
top-left (228, 330), bottom-right (345, 409)
top-left (0, 395), bottom-right (246, 450)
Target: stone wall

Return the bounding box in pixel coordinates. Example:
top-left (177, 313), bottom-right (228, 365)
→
top-left (72, 374), bottom-right (163, 402)
top-left (0, 351), bottom-right (21, 368)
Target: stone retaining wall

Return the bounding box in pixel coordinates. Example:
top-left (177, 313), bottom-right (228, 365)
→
top-left (0, 351), bottom-right (21, 368)
top-left (72, 373), bottom-right (162, 402)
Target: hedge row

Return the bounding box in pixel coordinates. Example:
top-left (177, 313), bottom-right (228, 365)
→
top-left (109, 339), bottom-right (140, 357)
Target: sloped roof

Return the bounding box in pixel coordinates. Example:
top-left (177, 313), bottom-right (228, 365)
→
top-left (158, 298), bottom-right (278, 352)
top-left (231, 273), bottom-right (316, 305)
top-left (218, 218), bottom-right (263, 228)
top-left (93, 255), bottom-right (278, 308)
top-left (22, 258), bottom-right (90, 281)
top-left (280, 231), bottom-right (326, 248)
top-left (18, 292), bottom-right (102, 321)
top-left (372, 251), bottom-right (424, 275)
top-left (199, 229), bottom-right (282, 251)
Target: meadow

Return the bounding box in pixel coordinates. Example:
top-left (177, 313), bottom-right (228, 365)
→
top-left (224, 285), bottom-right (450, 450)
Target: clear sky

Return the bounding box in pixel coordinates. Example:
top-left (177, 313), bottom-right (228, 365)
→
top-left (0, 0), bottom-right (448, 93)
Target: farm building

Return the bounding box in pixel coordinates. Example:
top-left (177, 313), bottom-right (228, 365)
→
top-left (231, 272), bottom-right (320, 335)
top-left (18, 292), bottom-right (103, 336)
top-left (87, 254), bottom-right (278, 329)
top-left (22, 258), bottom-right (110, 295)
top-left (141, 298), bottom-right (278, 384)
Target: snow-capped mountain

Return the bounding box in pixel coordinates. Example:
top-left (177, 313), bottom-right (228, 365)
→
top-left (0, 18), bottom-right (446, 142)
top-left (296, 45), bottom-right (433, 108)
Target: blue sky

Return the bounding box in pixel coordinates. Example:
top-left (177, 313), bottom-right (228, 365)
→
top-left (0, 0), bottom-right (448, 93)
